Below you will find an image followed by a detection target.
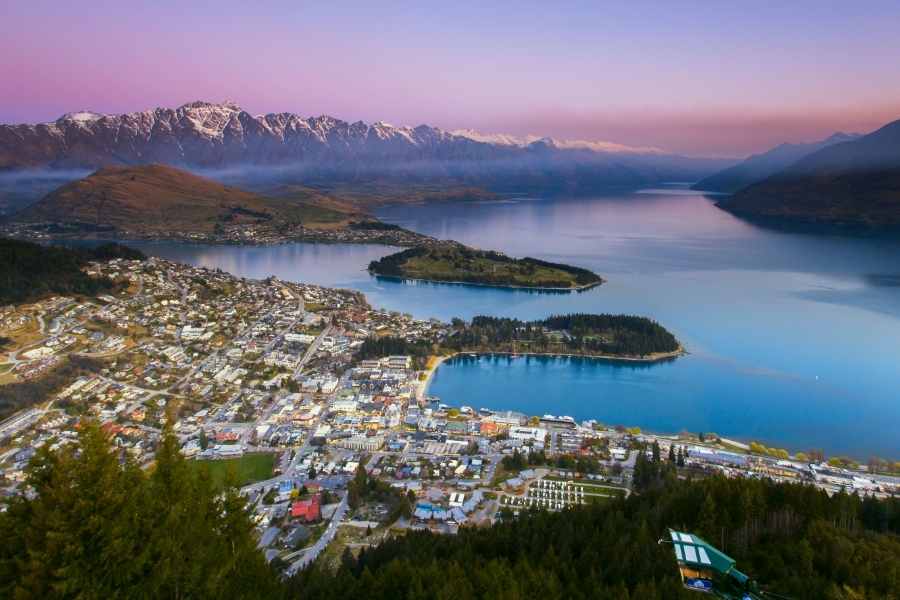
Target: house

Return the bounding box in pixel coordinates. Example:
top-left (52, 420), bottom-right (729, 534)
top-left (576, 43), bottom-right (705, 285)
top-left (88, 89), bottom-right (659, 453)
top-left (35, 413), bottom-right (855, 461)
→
top-left (291, 494), bottom-right (321, 522)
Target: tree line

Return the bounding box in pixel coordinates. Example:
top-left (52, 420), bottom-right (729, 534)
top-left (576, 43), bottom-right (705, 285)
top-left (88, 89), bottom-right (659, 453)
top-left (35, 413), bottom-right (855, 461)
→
top-left (355, 336), bottom-right (433, 370)
top-left (0, 238), bottom-right (145, 304)
top-left (443, 313), bottom-right (680, 357)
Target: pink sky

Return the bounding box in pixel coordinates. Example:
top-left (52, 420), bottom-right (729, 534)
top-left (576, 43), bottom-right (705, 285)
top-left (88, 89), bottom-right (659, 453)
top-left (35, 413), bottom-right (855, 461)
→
top-left (3, 1), bottom-right (900, 157)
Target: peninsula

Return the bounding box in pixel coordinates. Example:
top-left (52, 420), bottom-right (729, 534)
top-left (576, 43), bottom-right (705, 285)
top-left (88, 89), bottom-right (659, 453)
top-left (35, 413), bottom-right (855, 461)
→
top-left (444, 313), bottom-right (682, 361)
top-left (359, 313), bottom-right (683, 368)
top-left (367, 242), bottom-right (603, 291)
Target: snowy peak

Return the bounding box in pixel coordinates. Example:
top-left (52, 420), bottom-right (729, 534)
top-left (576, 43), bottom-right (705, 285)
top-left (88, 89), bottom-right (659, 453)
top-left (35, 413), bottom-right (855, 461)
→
top-left (450, 129), bottom-right (663, 155)
top-left (58, 111), bottom-right (106, 124)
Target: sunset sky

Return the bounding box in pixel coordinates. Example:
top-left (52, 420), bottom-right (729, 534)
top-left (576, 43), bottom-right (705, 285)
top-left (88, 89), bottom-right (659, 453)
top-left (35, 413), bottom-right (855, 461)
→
top-left (4, 0), bottom-right (900, 157)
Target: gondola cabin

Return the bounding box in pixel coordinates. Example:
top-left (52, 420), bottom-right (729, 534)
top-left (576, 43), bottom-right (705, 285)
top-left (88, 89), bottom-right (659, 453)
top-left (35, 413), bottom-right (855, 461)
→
top-left (666, 530), bottom-right (765, 599)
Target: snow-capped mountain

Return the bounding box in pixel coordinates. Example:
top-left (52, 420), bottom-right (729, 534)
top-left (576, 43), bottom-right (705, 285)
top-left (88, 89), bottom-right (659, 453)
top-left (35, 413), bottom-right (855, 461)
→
top-left (0, 101), bottom-right (506, 169)
top-left (0, 101), bottom-right (732, 192)
top-left (450, 129), bottom-right (664, 154)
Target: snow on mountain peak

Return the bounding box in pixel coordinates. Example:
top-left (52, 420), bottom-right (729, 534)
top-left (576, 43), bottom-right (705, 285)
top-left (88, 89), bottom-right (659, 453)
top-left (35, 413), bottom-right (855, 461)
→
top-left (451, 128), bottom-right (664, 155)
top-left (178, 100), bottom-right (243, 112)
top-left (59, 111), bottom-right (106, 123)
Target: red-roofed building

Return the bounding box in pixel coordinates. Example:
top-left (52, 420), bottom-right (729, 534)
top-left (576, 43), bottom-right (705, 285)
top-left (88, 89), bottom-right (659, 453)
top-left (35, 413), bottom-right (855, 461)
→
top-left (480, 421), bottom-right (499, 436)
top-left (291, 494), bottom-right (321, 523)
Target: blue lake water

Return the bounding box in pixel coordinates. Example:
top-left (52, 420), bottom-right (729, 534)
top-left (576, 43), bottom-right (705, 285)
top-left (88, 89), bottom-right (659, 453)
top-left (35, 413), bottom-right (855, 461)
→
top-left (127, 187), bottom-right (900, 458)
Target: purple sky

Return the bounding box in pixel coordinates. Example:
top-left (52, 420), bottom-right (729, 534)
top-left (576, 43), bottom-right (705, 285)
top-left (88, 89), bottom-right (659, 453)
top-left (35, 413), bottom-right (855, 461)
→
top-left (4, 1), bottom-right (900, 157)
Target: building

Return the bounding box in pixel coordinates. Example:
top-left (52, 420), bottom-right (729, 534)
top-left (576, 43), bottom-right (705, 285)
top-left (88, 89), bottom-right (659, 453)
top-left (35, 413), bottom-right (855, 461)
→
top-left (291, 494), bottom-right (321, 523)
top-left (509, 426), bottom-right (548, 442)
top-left (334, 434), bottom-right (384, 452)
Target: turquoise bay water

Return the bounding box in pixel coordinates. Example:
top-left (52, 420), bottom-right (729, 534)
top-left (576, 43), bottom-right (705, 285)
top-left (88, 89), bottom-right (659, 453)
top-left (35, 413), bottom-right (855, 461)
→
top-left (128, 188), bottom-right (900, 458)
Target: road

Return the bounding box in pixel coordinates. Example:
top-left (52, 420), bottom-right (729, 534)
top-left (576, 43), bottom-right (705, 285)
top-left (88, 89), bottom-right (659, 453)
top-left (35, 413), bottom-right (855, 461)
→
top-left (286, 494), bottom-right (349, 575)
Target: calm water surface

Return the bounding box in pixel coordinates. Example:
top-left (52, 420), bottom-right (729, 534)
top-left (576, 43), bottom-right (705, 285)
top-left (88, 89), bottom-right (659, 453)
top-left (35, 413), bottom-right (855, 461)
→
top-left (129, 187), bottom-right (900, 458)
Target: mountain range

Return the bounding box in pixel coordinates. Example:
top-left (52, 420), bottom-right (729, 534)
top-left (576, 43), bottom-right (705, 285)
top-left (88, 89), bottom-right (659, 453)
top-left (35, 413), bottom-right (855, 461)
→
top-left (0, 101), bottom-right (731, 199)
top-left (716, 119), bottom-right (900, 228)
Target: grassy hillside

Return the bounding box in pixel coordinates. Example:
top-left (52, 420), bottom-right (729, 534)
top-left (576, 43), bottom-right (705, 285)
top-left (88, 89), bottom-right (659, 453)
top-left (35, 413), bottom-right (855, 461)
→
top-left (13, 164), bottom-right (355, 235)
top-left (368, 243), bottom-right (603, 290)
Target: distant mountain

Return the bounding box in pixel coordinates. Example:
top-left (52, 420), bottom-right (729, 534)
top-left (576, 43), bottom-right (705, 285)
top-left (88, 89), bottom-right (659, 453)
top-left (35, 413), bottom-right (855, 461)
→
top-left (692, 132), bottom-right (859, 193)
top-left (0, 101), bottom-right (732, 197)
top-left (12, 163), bottom-right (354, 236)
top-left (717, 119), bottom-right (900, 228)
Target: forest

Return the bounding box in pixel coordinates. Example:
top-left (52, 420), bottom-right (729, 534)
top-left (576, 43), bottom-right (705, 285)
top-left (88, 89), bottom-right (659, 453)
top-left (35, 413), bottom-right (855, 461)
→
top-left (0, 422), bottom-right (280, 599)
top-left (443, 313), bottom-right (681, 358)
top-left (2, 425), bottom-right (899, 599)
top-left (0, 237), bottom-right (145, 304)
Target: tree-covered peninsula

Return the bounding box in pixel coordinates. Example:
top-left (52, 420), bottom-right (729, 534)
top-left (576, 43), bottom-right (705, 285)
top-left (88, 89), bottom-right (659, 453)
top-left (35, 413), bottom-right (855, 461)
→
top-left (443, 313), bottom-right (682, 360)
top-left (368, 242), bottom-right (603, 291)
top-left (355, 314), bottom-right (681, 362)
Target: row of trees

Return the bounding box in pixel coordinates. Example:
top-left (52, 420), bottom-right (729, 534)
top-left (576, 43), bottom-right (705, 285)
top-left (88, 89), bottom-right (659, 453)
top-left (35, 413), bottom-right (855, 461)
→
top-left (502, 449), bottom-right (607, 475)
top-left (355, 336), bottom-right (433, 370)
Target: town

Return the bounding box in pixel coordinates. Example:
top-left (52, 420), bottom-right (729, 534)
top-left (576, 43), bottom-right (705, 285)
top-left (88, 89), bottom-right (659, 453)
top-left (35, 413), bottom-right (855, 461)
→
top-left (2, 256), bottom-right (898, 575)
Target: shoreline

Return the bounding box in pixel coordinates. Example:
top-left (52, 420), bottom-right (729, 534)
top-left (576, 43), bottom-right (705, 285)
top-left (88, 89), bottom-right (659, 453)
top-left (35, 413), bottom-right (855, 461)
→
top-left (370, 272), bottom-right (603, 293)
top-left (5, 234), bottom-right (421, 249)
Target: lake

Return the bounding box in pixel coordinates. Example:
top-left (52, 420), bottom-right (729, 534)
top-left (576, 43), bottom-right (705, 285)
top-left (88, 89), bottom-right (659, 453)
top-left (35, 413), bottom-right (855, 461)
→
top-left (127, 187), bottom-right (900, 458)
